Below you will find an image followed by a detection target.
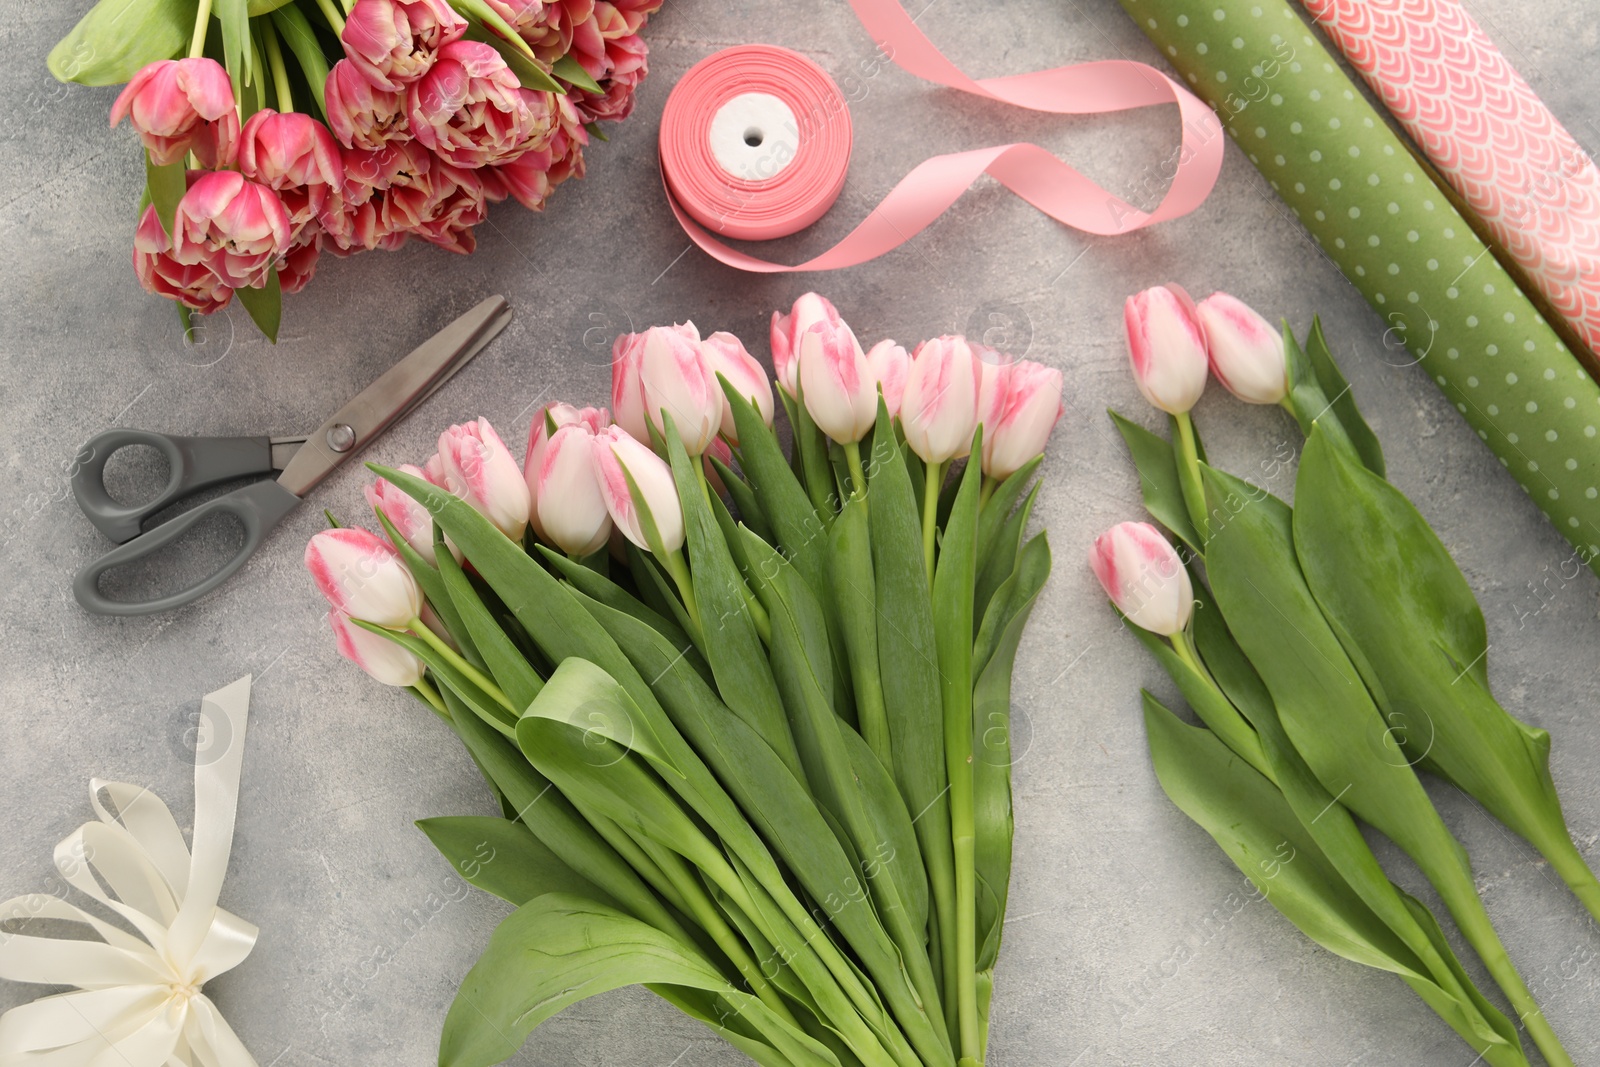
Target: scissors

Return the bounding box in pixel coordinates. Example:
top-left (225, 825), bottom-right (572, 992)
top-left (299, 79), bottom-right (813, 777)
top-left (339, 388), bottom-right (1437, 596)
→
top-left (70, 295), bottom-right (513, 616)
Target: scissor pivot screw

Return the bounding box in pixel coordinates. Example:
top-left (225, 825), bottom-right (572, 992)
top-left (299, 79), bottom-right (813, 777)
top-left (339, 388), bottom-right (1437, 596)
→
top-left (326, 424), bottom-right (357, 452)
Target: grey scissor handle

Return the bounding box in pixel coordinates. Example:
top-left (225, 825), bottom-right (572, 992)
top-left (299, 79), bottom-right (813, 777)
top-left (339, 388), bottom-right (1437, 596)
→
top-left (73, 479), bottom-right (301, 616)
top-left (72, 429), bottom-right (274, 544)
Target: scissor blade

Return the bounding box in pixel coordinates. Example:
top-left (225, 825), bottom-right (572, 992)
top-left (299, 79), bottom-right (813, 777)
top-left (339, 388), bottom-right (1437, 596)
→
top-left (277, 295), bottom-right (512, 497)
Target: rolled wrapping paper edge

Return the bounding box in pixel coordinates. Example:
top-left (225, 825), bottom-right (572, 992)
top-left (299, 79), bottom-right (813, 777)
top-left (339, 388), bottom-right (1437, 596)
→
top-left (1300, 0), bottom-right (1600, 366)
top-left (1121, 0), bottom-right (1600, 574)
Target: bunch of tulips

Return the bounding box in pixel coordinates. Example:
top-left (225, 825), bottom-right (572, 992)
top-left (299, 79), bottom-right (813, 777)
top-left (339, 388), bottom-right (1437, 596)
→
top-left (52, 0), bottom-right (659, 338)
top-left (1097, 285), bottom-right (1600, 1066)
top-left (304, 293), bottom-right (1063, 1066)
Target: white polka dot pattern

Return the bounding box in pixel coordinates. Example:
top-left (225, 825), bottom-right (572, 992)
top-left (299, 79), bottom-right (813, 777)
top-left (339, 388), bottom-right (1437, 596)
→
top-left (1122, 0), bottom-right (1600, 560)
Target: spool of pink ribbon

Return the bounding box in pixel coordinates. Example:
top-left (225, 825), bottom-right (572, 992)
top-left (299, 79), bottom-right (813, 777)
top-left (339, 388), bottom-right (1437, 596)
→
top-left (658, 0), bottom-right (1226, 273)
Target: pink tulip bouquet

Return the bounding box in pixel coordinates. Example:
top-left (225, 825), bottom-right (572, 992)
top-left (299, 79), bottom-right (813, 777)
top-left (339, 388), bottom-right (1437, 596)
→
top-left (1099, 288), bottom-right (1600, 1067)
top-left (50, 0), bottom-right (661, 340)
top-left (304, 293), bottom-right (1062, 1066)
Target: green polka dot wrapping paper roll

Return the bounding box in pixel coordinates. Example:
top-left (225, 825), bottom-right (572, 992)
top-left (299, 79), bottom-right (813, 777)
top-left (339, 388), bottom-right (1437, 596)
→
top-left (1120, 0), bottom-right (1600, 566)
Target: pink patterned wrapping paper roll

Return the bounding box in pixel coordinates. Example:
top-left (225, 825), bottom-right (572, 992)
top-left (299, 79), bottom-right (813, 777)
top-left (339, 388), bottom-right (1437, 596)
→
top-left (1303, 0), bottom-right (1600, 362)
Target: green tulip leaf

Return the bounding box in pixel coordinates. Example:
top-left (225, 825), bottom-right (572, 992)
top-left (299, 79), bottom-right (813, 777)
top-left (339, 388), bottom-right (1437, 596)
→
top-left (1293, 422), bottom-right (1599, 913)
top-left (144, 153), bottom-right (187, 241)
top-left (439, 894), bottom-right (838, 1067)
top-left (1303, 317), bottom-right (1384, 477)
top-left (268, 4), bottom-right (329, 116)
top-left (234, 267), bottom-right (281, 343)
top-left (461, 22), bottom-right (564, 93)
top-left (552, 53), bottom-right (603, 94)
top-left (1108, 409), bottom-right (1202, 554)
top-left (49, 0), bottom-right (192, 86)
top-left (661, 417), bottom-right (802, 778)
top-left (418, 814), bottom-right (617, 908)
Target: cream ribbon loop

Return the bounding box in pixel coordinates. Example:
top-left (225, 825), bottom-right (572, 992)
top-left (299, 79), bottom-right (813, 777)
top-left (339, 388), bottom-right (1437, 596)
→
top-left (0, 676), bottom-right (258, 1067)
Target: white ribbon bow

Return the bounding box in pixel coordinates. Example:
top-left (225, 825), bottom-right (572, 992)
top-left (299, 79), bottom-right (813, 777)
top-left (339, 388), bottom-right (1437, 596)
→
top-left (0, 676), bottom-right (259, 1067)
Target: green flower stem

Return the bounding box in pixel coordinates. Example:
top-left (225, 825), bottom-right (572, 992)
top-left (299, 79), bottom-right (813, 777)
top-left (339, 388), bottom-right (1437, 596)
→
top-left (188, 0), bottom-right (213, 58)
top-left (1440, 880), bottom-right (1574, 1067)
top-left (1172, 412), bottom-right (1210, 544)
top-left (978, 476), bottom-right (998, 509)
top-left (313, 0), bottom-right (346, 36)
top-left (409, 617), bottom-right (516, 717)
top-left (262, 20), bottom-right (292, 112)
top-left (659, 547), bottom-right (705, 644)
top-left (631, 830), bottom-right (799, 1026)
top-left (844, 440), bottom-right (868, 498)
top-left (949, 748), bottom-right (978, 1064)
top-left (1170, 629), bottom-right (1212, 687)
top-left (922, 460), bottom-right (945, 589)
top-left (410, 676), bottom-right (448, 719)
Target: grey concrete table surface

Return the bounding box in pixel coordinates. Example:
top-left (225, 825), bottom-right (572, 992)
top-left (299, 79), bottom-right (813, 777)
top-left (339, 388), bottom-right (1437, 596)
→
top-left (3, 0), bottom-right (1599, 1063)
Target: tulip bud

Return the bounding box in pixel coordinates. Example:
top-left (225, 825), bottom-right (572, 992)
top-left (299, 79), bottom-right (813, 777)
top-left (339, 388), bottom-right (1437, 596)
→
top-left (610, 331), bottom-right (651, 443)
top-left (537, 423), bottom-right (613, 556)
top-left (591, 426), bottom-right (684, 553)
top-left (110, 58), bottom-right (239, 168)
top-left (797, 303), bottom-right (876, 444)
top-left (365, 464), bottom-right (460, 565)
top-left (341, 0), bottom-right (467, 91)
top-left (133, 204), bottom-right (233, 314)
top-left (407, 40), bottom-right (555, 170)
top-left (985, 360), bottom-right (1064, 480)
top-left (770, 292), bottom-right (836, 397)
top-left (525, 403), bottom-right (608, 542)
top-left (305, 527), bottom-right (421, 628)
top-left (325, 59), bottom-right (411, 150)
top-left (1124, 284), bottom-right (1209, 415)
top-left (975, 346), bottom-right (1012, 440)
top-left (329, 609), bottom-right (426, 686)
top-left (1196, 292), bottom-right (1289, 405)
top-left (1088, 522), bottom-right (1193, 636)
top-left (636, 322), bottom-right (721, 456)
top-left (170, 171), bottom-right (292, 290)
top-left (436, 417), bottom-right (530, 540)
top-left (701, 331), bottom-right (772, 444)
top-left (901, 336), bottom-right (983, 464)
top-left (865, 340), bottom-right (909, 418)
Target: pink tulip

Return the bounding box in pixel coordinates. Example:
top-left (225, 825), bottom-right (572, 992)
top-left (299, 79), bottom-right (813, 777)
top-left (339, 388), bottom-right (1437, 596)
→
top-left (305, 527), bottom-right (421, 628)
top-left (1196, 292), bottom-right (1289, 405)
top-left (865, 340), bottom-right (909, 418)
top-left (276, 229), bottom-right (322, 295)
top-left (341, 0), bottom-right (466, 91)
top-left (169, 171), bottom-right (291, 290)
top-left (325, 59), bottom-right (412, 151)
top-left (797, 302), bottom-right (876, 444)
top-left (770, 292), bottom-right (837, 397)
top-left (901, 336), bottom-right (983, 464)
top-left (701, 331), bottom-right (772, 444)
top-left (132, 204), bottom-right (233, 314)
top-left (591, 425), bottom-right (684, 552)
top-left (408, 41), bottom-right (555, 169)
top-left (436, 417), bottom-right (530, 540)
top-left (329, 609), bottom-right (426, 686)
top-left (610, 329), bottom-right (650, 442)
top-left (984, 360), bottom-right (1064, 479)
top-left (1089, 522), bottom-right (1193, 636)
top-left (238, 109), bottom-right (348, 241)
top-left (110, 58), bottom-right (238, 168)
top-left (1124, 284), bottom-right (1209, 415)
top-left (524, 403), bottom-right (608, 541)
top-left (366, 464), bottom-right (460, 564)
top-left (640, 322), bottom-right (721, 455)
top-left (975, 346), bottom-right (1012, 452)
top-left (536, 423), bottom-right (613, 556)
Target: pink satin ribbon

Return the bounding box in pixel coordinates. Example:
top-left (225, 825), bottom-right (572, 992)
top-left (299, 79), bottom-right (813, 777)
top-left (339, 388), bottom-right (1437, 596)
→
top-left (659, 0), bottom-right (1225, 273)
